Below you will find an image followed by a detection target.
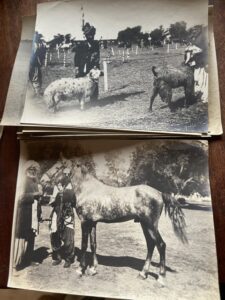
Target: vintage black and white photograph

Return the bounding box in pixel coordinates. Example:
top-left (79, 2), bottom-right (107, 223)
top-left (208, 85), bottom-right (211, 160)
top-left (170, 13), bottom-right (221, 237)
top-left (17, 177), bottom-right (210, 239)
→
top-left (20, 0), bottom-right (208, 134)
top-left (8, 139), bottom-right (219, 299)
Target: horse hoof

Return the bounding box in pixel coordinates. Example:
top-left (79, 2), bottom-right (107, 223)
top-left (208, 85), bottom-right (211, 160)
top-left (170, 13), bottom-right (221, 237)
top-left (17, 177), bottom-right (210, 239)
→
top-left (138, 271), bottom-right (147, 280)
top-left (76, 267), bottom-right (83, 277)
top-left (157, 274), bottom-right (166, 287)
top-left (88, 267), bottom-right (97, 276)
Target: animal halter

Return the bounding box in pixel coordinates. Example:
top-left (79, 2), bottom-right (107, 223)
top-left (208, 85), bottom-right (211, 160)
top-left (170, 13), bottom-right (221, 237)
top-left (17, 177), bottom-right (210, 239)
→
top-left (44, 164), bottom-right (64, 182)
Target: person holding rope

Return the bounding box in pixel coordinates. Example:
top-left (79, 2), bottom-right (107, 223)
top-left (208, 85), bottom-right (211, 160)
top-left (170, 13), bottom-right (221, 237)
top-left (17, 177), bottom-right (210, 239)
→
top-left (49, 171), bottom-right (76, 268)
top-left (72, 22), bottom-right (100, 101)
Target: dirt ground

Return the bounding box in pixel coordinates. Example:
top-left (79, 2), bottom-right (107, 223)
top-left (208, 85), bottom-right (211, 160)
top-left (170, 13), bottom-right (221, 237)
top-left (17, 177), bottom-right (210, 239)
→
top-left (10, 205), bottom-right (219, 300)
top-left (21, 46), bottom-right (208, 133)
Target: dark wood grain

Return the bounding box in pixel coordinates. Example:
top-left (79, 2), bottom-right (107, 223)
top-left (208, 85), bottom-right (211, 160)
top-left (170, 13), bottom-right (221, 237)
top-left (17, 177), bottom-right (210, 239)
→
top-left (0, 0), bottom-right (225, 296)
top-left (209, 1), bottom-right (225, 295)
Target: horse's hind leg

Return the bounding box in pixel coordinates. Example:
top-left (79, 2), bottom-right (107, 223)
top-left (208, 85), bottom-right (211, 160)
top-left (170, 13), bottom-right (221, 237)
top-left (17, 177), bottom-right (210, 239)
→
top-left (76, 221), bottom-right (89, 276)
top-left (154, 230), bottom-right (166, 277)
top-left (139, 222), bottom-right (156, 279)
top-left (89, 222), bottom-right (98, 276)
top-left (144, 227), bottom-right (166, 285)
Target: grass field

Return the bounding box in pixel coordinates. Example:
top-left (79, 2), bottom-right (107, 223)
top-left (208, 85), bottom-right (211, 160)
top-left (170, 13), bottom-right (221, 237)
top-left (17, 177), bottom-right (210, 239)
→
top-left (10, 205), bottom-right (219, 300)
top-left (22, 46), bottom-right (208, 133)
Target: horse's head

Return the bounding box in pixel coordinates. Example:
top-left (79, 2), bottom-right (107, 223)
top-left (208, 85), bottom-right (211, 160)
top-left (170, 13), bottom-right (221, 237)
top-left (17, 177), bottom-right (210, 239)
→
top-left (40, 153), bottom-right (72, 187)
top-left (71, 159), bottom-right (89, 183)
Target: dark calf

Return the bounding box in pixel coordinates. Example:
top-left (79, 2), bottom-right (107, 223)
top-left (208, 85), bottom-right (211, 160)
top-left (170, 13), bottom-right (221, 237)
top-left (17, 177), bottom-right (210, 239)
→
top-left (149, 65), bottom-right (195, 112)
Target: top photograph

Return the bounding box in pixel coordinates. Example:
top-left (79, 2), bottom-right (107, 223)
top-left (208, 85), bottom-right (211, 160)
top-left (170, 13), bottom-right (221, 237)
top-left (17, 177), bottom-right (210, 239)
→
top-left (20, 0), bottom-right (208, 133)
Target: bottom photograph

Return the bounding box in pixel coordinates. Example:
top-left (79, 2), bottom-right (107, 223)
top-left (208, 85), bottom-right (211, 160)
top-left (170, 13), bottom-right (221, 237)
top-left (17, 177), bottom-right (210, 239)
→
top-left (8, 139), bottom-right (219, 300)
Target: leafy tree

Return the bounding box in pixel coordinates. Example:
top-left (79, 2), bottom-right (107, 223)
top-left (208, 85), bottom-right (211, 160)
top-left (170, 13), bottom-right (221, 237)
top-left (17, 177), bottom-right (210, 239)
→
top-left (47, 33), bottom-right (65, 48)
top-left (149, 26), bottom-right (164, 46)
top-left (139, 32), bottom-right (151, 47)
top-left (128, 142), bottom-right (209, 197)
top-left (64, 34), bottom-right (71, 44)
top-left (117, 26), bottom-right (142, 46)
top-left (169, 21), bottom-right (188, 43)
top-left (187, 25), bottom-right (208, 51)
top-left (104, 152), bottom-right (130, 187)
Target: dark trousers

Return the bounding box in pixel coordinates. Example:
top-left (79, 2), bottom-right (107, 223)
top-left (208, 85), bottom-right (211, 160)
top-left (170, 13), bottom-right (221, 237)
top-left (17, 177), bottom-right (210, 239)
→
top-left (90, 85), bottom-right (99, 101)
top-left (25, 231), bottom-right (35, 263)
top-left (51, 227), bottom-right (75, 263)
top-left (29, 65), bottom-right (42, 95)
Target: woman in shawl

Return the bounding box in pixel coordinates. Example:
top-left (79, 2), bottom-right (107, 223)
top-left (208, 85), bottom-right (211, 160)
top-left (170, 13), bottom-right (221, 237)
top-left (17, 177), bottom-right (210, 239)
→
top-left (14, 160), bottom-right (42, 270)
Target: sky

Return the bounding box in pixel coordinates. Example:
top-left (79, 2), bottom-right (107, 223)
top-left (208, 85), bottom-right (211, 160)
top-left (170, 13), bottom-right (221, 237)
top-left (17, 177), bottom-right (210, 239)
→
top-left (36, 0), bottom-right (208, 41)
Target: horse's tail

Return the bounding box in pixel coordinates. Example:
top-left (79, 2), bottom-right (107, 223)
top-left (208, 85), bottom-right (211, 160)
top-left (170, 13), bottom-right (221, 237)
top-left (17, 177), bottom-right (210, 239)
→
top-left (162, 193), bottom-right (188, 244)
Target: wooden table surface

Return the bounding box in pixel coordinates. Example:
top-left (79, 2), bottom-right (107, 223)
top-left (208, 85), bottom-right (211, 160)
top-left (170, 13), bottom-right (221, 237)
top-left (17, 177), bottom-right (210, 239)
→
top-left (0, 0), bottom-right (225, 297)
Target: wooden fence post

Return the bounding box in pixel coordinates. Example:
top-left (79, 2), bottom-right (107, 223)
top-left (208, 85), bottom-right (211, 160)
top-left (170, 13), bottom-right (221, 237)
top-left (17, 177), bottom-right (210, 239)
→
top-left (63, 50), bottom-right (66, 67)
top-left (167, 43), bottom-right (170, 53)
top-left (103, 60), bottom-right (108, 92)
top-left (45, 50), bottom-right (49, 67)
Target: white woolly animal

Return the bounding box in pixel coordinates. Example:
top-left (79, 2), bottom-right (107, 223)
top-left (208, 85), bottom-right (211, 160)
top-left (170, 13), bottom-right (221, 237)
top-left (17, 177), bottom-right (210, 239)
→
top-left (44, 68), bottom-right (101, 112)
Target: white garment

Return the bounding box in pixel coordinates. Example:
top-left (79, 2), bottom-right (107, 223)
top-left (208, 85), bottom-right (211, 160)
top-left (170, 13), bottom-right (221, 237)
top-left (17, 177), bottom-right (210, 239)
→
top-left (50, 211), bottom-right (57, 233)
top-left (31, 200), bottom-right (39, 236)
top-left (194, 67), bottom-right (208, 102)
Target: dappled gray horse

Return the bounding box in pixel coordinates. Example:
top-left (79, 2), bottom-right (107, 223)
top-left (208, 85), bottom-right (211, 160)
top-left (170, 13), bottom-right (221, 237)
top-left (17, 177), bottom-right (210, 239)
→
top-left (41, 156), bottom-right (187, 282)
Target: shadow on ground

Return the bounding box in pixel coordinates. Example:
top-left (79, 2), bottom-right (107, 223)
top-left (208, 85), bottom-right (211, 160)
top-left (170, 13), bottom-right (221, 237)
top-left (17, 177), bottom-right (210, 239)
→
top-left (92, 90), bottom-right (146, 107)
top-left (33, 247), bottom-right (51, 263)
top-left (52, 90), bottom-right (146, 113)
top-left (75, 247), bottom-right (177, 277)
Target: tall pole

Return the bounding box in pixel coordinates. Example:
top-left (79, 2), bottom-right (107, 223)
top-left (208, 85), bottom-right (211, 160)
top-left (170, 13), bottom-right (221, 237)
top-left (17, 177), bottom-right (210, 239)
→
top-left (81, 5), bottom-right (85, 30)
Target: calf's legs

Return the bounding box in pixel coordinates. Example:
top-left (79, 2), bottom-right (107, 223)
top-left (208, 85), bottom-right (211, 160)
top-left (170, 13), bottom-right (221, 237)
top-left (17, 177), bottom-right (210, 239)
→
top-left (149, 80), bottom-right (173, 112)
top-left (149, 86), bottom-right (159, 112)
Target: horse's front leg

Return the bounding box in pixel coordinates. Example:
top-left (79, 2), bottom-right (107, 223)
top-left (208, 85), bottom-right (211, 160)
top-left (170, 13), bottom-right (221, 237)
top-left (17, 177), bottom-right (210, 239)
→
top-left (88, 222), bottom-right (98, 276)
top-left (76, 221), bottom-right (89, 276)
top-left (139, 222), bottom-right (155, 279)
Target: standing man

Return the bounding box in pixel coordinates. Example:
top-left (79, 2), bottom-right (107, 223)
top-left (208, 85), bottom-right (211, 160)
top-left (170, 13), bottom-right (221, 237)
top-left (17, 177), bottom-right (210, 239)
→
top-left (29, 32), bottom-right (45, 97)
top-left (49, 174), bottom-right (76, 268)
top-left (73, 22), bottom-right (100, 101)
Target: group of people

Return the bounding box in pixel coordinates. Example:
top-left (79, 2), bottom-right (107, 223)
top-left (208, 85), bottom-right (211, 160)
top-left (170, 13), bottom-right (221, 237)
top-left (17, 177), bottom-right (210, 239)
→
top-left (14, 161), bottom-right (76, 270)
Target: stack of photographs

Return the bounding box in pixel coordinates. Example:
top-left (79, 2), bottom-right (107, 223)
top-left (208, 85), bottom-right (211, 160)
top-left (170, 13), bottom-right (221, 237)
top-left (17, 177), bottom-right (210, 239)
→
top-left (2, 0), bottom-right (221, 299)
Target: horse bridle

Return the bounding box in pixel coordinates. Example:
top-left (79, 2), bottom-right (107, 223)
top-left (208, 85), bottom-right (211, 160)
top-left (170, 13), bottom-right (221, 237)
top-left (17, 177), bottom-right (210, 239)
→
top-left (42, 164), bottom-right (64, 183)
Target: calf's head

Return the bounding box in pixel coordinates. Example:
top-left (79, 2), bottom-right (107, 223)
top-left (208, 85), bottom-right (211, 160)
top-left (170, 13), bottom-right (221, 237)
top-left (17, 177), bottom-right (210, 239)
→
top-left (88, 67), bottom-right (103, 82)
